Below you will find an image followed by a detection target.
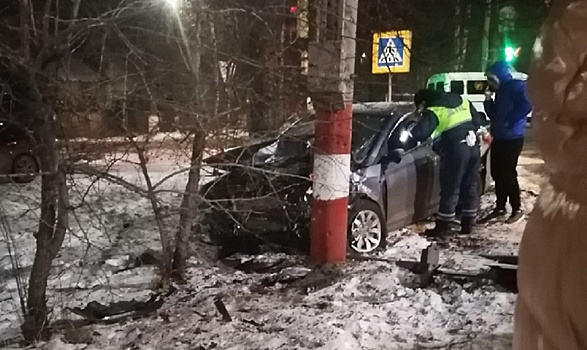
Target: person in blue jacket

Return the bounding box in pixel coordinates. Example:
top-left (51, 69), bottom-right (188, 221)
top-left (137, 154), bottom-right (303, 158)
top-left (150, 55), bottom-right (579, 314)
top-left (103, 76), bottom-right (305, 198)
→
top-left (482, 61), bottom-right (532, 224)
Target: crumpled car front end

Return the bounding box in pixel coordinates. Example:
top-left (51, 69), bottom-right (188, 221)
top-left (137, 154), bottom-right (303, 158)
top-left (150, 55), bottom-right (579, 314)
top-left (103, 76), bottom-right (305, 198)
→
top-left (199, 134), bottom-right (315, 252)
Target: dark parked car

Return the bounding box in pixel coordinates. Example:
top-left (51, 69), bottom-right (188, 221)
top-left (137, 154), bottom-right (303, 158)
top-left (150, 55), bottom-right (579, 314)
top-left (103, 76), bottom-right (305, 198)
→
top-left (0, 120), bottom-right (39, 183)
top-left (200, 103), bottom-right (491, 254)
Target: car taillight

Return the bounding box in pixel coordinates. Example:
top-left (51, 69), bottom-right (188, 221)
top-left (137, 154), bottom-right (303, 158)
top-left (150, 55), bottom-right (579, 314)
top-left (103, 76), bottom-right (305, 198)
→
top-left (483, 134), bottom-right (492, 143)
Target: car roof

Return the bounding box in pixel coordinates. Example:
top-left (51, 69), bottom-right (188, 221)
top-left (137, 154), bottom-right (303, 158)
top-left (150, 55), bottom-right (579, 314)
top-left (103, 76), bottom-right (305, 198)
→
top-left (281, 102), bottom-right (413, 138)
top-left (352, 101), bottom-right (414, 115)
top-left (427, 71), bottom-right (528, 82)
top-left (306, 101), bottom-right (414, 115)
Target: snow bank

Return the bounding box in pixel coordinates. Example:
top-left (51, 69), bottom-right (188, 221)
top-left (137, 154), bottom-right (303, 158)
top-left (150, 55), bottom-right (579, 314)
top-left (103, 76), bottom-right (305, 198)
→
top-left (0, 147), bottom-right (541, 349)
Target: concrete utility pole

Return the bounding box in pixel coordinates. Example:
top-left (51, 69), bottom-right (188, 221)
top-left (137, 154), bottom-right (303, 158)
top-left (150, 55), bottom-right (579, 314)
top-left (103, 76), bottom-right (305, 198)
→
top-left (307, 0), bottom-right (358, 263)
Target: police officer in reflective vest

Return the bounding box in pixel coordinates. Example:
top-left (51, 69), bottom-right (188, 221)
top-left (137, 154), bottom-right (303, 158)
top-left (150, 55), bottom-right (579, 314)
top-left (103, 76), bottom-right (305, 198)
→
top-left (407, 89), bottom-right (482, 236)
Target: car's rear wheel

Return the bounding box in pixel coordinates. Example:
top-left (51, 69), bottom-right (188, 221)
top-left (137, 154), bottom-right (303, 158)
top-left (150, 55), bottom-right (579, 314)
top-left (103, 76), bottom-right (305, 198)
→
top-left (348, 199), bottom-right (386, 254)
top-left (12, 154), bottom-right (39, 183)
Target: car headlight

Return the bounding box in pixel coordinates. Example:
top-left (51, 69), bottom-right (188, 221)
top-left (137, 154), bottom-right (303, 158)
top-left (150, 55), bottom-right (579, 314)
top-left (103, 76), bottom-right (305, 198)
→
top-left (350, 171), bottom-right (366, 184)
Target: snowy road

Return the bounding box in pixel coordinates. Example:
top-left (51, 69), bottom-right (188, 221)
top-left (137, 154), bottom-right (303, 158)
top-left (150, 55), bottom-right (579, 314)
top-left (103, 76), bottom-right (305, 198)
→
top-left (0, 135), bottom-right (545, 349)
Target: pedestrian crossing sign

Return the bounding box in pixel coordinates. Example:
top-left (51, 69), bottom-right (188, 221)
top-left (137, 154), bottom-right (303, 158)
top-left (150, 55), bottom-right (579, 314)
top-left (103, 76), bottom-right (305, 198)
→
top-left (372, 30), bottom-right (412, 74)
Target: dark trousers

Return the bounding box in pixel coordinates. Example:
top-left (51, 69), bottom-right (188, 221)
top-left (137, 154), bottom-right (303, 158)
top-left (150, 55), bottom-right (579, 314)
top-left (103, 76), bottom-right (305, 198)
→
top-left (437, 143), bottom-right (481, 222)
top-left (490, 138), bottom-right (524, 212)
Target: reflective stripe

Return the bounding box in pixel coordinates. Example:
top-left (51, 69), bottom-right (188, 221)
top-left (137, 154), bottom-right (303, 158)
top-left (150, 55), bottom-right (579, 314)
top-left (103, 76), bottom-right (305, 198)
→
top-left (437, 212), bottom-right (455, 221)
top-left (461, 209), bottom-right (478, 218)
top-left (429, 99), bottom-right (473, 139)
top-left (312, 154), bottom-right (351, 201)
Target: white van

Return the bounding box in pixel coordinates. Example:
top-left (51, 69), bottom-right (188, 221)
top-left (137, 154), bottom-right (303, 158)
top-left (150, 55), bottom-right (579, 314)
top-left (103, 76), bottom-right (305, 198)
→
top-left (426, 71), bottom-right (528, 117)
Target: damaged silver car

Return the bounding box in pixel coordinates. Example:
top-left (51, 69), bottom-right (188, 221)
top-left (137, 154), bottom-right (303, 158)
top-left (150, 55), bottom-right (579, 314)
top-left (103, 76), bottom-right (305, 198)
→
top-left (199, 102), bottom-right (491, 255)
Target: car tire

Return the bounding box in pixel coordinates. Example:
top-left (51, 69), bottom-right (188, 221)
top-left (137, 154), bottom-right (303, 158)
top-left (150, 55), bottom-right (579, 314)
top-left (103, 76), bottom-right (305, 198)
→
top-left (12, 154), bottom-right (39, 183)
top-left (348, 199), bottom-right (386, 254)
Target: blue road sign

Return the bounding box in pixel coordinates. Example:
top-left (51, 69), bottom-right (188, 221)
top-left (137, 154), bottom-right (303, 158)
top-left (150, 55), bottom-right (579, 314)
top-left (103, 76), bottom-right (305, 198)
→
top-left (372, 31), bottom-right (412, 74)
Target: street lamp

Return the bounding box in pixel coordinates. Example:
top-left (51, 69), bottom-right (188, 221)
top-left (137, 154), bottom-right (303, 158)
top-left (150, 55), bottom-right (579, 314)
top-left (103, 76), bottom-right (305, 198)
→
top-left (163, 0), bottom-right (181, 10)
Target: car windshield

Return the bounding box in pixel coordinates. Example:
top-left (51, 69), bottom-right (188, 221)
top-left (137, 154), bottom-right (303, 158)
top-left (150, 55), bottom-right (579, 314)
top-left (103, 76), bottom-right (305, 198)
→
top-left (252, 114), bottom-right (389, 166)
top-left (351, 114), bottom-right (388, 163)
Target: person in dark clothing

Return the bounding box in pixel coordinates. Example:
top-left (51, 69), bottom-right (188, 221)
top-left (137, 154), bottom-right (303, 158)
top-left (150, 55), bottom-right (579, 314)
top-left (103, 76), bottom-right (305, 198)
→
top-left (407, 89), bottom-right (481, 236)
top-left (482, 61), bottom-right (532, 224)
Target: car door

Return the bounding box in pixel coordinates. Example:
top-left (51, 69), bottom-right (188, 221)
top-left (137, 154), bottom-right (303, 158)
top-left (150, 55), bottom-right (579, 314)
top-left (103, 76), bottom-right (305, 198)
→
top-left (413, 140), bottom-right (440, 221)
top-left (383, 120), bottom-right (419, 230)
top-left (384, 120), bottom-right (441, 229)
top-left (384, 149), bottom-right (416, 230)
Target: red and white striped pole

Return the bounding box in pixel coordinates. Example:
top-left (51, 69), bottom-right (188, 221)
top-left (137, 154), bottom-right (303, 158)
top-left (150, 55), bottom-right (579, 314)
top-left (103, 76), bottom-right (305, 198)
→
top-left (308, 0), bottom-right (358, 264)
top-left (310, 105), bottom-right (352, 263)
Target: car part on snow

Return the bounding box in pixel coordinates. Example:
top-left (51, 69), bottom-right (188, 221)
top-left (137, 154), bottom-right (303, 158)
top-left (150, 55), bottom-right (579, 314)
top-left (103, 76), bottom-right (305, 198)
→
top-left (397, 247), bottom-right (518, 292)
top-left (396, 243), bottom-right (440, 287)
top-left (214, 296), bottom-right (232, 322)
top-left (487, 263), bottom-right (518, 293)
top-left (480, 254), bottom-right (518, 265)
top-left (66, 292), bottom-right (171, 322)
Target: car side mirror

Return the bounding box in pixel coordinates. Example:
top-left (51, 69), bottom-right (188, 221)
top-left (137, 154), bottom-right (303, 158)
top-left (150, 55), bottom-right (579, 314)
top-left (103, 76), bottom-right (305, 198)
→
top-left (389, 148), bottom-right (405, 163)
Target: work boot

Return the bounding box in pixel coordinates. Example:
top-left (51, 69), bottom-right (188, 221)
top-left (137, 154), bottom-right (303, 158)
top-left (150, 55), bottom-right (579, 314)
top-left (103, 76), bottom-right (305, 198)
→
top-left (424, 220), bottom-right (452, 238)
top-left (479, 208), bottom-right (507, 224)
top-left (506, 210), bottom-right (524, 224)
top-left (460, 217), bottom-right (475, 235)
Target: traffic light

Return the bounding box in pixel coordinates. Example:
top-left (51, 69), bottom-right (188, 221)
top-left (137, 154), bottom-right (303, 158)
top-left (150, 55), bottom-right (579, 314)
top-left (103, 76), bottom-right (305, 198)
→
top-left (504, 46), bottom-right (521, 62)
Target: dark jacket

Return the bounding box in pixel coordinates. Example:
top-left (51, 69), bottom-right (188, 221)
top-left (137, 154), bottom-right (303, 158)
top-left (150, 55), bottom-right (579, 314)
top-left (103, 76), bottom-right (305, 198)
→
top-left (411, 91), bottom-right (480, 151)
top-left (484, 61), bottom-right (532, 141)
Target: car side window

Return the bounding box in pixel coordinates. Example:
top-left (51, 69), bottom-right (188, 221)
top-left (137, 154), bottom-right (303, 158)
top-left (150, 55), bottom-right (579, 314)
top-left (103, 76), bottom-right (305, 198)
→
top-left (0, 124), bottom-right (26, 143)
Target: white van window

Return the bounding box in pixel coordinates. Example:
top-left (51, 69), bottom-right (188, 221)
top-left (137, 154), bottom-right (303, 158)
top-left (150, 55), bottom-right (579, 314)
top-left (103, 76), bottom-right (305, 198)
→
top-left (435, 82), bottom-right (444, 91)
top-left (450, 81), bottom-right (464, 94)
top-left (427, 83), bottom-right (434, 90)
top-left (467, 80), bottom-right (488, 94)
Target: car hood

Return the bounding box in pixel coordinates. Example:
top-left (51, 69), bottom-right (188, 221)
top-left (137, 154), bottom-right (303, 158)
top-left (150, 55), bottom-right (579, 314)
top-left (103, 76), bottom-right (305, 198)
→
top-left (204, 119), bottom-right (317, 169)
top-left (203, 140), bottom-right (276, 167)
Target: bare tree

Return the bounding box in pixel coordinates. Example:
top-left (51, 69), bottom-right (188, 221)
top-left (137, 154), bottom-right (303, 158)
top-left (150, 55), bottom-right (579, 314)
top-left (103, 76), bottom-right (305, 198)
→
top-left (16, 0), bottom-right (72, 340)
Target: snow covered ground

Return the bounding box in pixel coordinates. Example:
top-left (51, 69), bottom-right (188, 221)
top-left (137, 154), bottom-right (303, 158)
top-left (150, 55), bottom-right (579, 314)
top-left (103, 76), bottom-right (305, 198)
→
top-left (0, 143), bottom-right (543, 349)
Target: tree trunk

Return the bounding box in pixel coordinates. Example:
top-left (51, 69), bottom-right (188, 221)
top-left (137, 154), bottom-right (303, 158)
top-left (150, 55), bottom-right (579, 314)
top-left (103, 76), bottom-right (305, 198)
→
top-left (481, 0), bottom-right (492, 70)
top-left (135, 144), bottom-right (175, 283)
top-left (19, 0), bottom-right (70, 342)
top-left (453, 0), bottom-right (463, 71)
top-left (172, 129), bottom-right (205, 280)
top-left (247, 19), bottom-right (268, 138)
top-left (21, 73), bottom-right (69, 343)
top-left (171, 8), bottom-right (208, 282)
top-left (246, 0), bottom-right (287, 138)
top-left (464, 1), bottom-right (483, 71)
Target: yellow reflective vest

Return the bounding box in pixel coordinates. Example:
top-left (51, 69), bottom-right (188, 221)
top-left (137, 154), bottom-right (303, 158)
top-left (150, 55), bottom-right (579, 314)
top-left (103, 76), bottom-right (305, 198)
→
top-left (428, 100), bottom-right (472, 140)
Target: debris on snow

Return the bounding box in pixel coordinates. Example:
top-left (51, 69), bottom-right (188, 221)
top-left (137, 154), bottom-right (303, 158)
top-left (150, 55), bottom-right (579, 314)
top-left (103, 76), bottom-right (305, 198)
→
top-left (0, 146), bottom-right (544, 349)
top-left (66, 292), bottom-right (167, 322)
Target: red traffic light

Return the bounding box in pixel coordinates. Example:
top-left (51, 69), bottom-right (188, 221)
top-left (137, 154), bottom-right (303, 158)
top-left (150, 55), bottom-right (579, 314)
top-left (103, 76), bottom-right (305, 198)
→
top-left (289, 6), bottom-right (298, 13)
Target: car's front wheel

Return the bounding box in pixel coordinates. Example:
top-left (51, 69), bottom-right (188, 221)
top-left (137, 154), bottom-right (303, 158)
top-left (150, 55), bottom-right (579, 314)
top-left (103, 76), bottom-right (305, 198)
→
top-left (348, 199), bottom-right (386, 254)
top-left (12, 154), bottom-right (39, 183)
